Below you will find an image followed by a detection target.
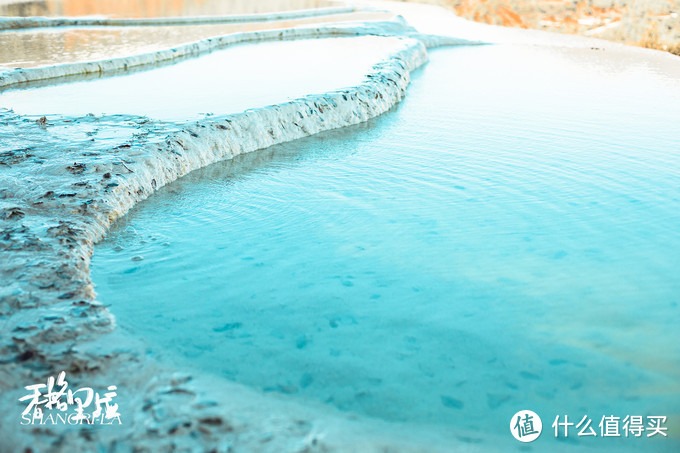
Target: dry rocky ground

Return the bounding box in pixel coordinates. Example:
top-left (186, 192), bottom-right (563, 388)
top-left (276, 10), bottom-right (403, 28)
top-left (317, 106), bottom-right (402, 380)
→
top-left (409, 0), bottom-right (680, 54)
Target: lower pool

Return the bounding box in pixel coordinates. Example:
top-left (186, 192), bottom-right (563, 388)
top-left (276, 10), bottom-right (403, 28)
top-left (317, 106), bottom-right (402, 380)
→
top-left (91, 44), bottom-right (680, 451)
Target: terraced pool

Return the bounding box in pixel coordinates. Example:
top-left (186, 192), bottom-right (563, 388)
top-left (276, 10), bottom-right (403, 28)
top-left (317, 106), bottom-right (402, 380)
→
top-left (91, 44), bottom-right (680, 451)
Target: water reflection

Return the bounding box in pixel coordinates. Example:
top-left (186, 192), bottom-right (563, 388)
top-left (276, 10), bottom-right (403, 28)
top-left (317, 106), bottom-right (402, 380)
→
top-left (0, 0), bottom-right (341, 18)
top-left (0, 11), bottom-right (392, 68)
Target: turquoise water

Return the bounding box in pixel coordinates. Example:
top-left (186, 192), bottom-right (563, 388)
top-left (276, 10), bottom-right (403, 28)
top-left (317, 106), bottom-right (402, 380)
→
top-left (92, 44), bottom-right (680, 451)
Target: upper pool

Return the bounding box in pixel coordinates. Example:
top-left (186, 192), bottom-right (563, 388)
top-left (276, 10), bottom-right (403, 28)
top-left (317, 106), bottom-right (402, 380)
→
top-left (91, 44), bottom-right (680, 451)
top-left (0, 12), bottom-right (393, 69)
top-left (0, 36), bottom-right (406, 120)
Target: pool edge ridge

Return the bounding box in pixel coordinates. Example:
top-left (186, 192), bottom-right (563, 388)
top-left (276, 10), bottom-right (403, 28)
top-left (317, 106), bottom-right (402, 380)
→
top-left (100, 37), bottom-right (429, 227)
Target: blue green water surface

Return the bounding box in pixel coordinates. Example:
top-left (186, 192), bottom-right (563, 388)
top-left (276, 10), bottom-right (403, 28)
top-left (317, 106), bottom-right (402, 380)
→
top-left (92, 44), bottom-right (680, 451)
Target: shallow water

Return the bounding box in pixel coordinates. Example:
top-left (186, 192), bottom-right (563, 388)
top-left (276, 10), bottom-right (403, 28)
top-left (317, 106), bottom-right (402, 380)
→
top-left (0, 0), bottom-right (339, 18)
top-left (92, 44), bottom-right (680, 451)
top-left (0, 12), bottom-right (392, 69)
top-left (0, 36), bottom-right (406, 120)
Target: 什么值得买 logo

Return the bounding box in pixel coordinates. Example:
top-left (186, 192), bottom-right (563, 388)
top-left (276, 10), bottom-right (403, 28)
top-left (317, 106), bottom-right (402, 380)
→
top-left (19, 371), bottom-right (121, 425)
top-left (509, 409), bottom-right (668, 442)
top-left (510, 410), bottom-right (543, 442)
